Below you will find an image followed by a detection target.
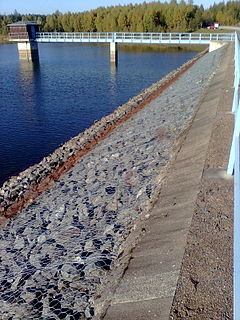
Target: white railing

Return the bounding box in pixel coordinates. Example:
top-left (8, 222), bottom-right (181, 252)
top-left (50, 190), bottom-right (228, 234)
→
top-left (34, 32), bottom-right (235, 44)
top-left (227, 32), bottom-right (240, 320)
top-left (228, 34), bottom-right (240, 174)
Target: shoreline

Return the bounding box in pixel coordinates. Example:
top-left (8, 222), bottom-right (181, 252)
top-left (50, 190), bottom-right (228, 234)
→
top-left (0, 48), bottom-right (207, 220)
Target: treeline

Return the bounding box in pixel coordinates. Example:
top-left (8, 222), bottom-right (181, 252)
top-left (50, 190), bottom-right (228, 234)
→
top-left (1, 1), bottom-right (240, 35)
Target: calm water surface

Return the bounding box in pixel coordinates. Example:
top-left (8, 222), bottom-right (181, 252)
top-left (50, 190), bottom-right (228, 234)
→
top-left (0, 43), bottom-right (196, 186)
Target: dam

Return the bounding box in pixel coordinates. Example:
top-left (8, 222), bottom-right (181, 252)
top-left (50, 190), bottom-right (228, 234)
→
top-left (0, 37), bottom-right (234, 319)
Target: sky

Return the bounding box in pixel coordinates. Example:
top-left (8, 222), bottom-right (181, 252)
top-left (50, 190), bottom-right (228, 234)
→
top-left (0, 0), bottom-right (227, 15)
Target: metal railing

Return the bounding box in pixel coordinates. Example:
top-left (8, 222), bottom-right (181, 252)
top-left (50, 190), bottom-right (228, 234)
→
top-left (228, 34), bottom-right (240, 175)
top-left (34, 32), bottom-right (235, 44)
top-left (227, 31), bottom-right (240, 320)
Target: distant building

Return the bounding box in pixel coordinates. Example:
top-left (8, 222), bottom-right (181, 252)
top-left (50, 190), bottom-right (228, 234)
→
top-left (7, 21), bottom-right (40, 41)
top-left (207, 23), bottom-right (219, 30)
top-left (7, 21), bottom-right (40, 61)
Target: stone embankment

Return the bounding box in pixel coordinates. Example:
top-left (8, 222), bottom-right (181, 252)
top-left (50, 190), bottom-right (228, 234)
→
top-left (0, 49), bottom-right (207, 218)
top-left (0, 47), bottom-right (225, 319)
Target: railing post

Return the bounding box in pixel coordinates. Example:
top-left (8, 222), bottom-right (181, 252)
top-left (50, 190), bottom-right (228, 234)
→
top-left (228, 32), bottom-right (240, 174)
top-left (228, 107), bottom-right (240, 174)
top-left (233, 32), bottom-right (240, 113)
top-left (233, 33), bottom-right (239, 114)
top-left (226, 31), bottom-right (240, 320)
top-left (234, 134), bottom-right (240, 320)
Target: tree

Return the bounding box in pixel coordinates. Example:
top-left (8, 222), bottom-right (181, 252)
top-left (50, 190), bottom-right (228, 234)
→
top-left (82, 12), bottom-right (96, 32)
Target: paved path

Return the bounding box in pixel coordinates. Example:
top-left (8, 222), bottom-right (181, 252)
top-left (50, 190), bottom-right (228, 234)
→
top-left (170, 44), bottom-right (233, 319)
top-left (103, 44), bottom-right (234, 319)
top-left (221, 25), bottom-right (240, 31)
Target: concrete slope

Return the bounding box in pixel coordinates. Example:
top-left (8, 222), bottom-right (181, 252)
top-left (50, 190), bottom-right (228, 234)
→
top-left (103, 44), bottom-right (233, 320)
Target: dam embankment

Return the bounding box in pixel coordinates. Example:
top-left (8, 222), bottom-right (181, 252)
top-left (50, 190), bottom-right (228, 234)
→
top-left (0, 49), bottom-right (207, 219)
top-left (0, 46), bottom-right (229, 319)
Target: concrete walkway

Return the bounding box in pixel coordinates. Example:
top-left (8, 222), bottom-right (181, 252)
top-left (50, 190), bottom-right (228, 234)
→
top-left (103, 44), bottom-right (234, 319)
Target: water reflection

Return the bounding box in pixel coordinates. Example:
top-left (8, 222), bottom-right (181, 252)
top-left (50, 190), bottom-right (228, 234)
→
top-left (19, 60), bottom-right (41, 107)
top-left (111, 59), bottom-right (118, 70)
top-left (110, 61), bottom-right (118, 99)
top-left (18, 60), bottom-right (46, 125)
top-left (110, 60), bottom-right (118, 80)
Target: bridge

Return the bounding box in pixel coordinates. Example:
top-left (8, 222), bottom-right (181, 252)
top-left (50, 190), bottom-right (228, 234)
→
top-left (34, 31), bottom-right (234, 45)
top-left (7, 22), bottom-right (235, 62)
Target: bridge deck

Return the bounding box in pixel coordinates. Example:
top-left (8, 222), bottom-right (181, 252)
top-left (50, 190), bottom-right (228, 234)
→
top-left (9, 31), bottom-right (235, 45)
top-left (35, 32), bottom-right (235, 44)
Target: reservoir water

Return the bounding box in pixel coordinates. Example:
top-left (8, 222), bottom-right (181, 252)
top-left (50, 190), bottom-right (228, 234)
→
top-left (0, 43), bottom-right (197, 187)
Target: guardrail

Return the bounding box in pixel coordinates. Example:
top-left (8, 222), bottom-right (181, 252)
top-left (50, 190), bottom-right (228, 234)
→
top-left (34, 32), bottom-right (235, 44)
top-left (227, 31), bottom-right (240, 320)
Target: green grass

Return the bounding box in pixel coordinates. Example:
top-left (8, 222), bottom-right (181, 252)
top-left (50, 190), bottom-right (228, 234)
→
top-left (119, 43), bottom-right (207, 52)
top-left (0, 35), bottom-right (10, 44)
top-left (72, 42), bottom-right (207, 52)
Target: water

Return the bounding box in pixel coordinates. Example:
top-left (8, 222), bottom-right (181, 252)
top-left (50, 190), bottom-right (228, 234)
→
top-left (0, 43), bottom-right (196, 186)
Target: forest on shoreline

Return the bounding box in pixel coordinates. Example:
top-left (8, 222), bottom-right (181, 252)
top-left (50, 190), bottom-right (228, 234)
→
top-left (1, 1), bottom-right (240, 35)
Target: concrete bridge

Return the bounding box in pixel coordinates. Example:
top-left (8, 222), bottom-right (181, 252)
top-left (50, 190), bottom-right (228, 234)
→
top-left (8, 21), bottom-right (235, 62)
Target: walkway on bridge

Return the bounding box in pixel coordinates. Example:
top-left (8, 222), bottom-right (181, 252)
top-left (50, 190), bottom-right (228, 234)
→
top-left (34, 32), bottom-right (234, 45)
top-left (102, 44), bottom-right (233, 320)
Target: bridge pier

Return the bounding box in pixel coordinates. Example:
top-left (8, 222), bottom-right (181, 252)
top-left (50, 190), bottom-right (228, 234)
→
top-left (17, 41), bottom-right (39, 61)
top-left (110, 42), bottom-right (118, 64)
